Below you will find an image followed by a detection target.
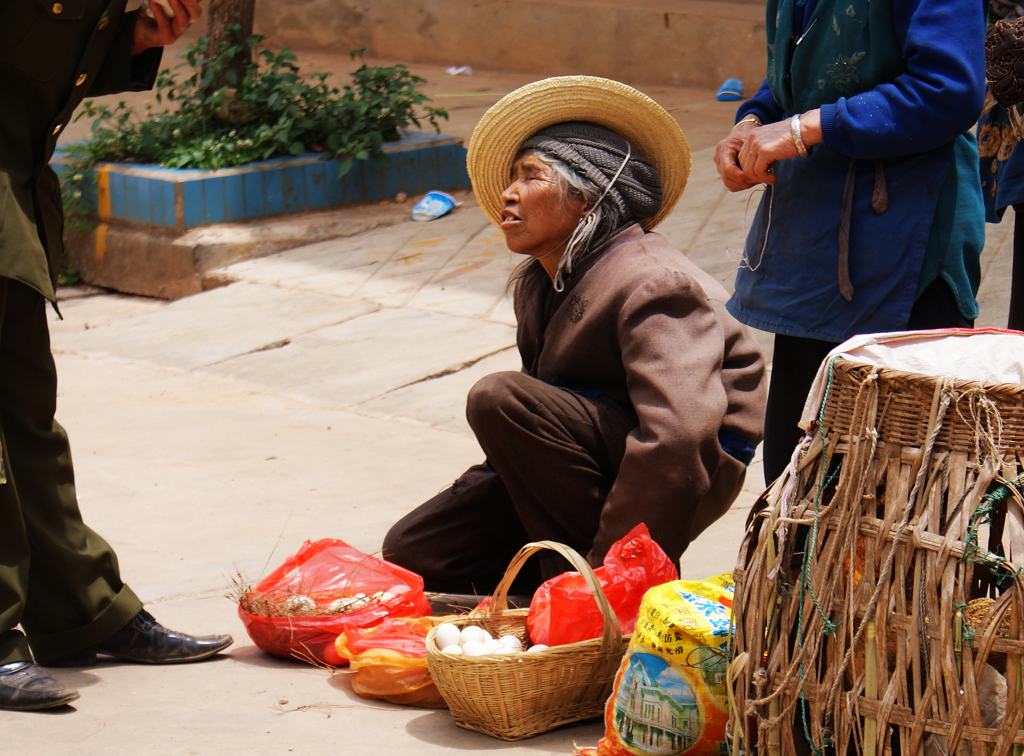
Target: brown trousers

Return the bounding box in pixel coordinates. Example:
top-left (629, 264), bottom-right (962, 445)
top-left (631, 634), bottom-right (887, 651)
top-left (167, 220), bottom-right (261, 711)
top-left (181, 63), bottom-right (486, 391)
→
top-left (383, 371), bottom-right (636, 596)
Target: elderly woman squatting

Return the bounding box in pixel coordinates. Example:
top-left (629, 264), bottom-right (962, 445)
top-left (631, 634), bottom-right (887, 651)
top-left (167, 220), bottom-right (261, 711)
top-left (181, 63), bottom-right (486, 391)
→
top-left (384, 78), bottom-right (768, 593)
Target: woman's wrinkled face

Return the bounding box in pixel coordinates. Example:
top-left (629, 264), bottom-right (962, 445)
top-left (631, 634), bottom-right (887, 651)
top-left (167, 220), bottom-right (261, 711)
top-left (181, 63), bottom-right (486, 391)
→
top-left (499, 152), bottom-right (587, 258)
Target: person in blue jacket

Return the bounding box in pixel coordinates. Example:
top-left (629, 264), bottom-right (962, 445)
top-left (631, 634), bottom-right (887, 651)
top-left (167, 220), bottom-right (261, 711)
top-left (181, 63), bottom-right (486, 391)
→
top-left (714, 0), bottom-right (986, 484)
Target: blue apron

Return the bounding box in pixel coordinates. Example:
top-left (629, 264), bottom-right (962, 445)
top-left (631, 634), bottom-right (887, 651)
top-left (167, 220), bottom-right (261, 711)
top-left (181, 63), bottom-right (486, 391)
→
top-left (728, 0), bottom-right (956, 342)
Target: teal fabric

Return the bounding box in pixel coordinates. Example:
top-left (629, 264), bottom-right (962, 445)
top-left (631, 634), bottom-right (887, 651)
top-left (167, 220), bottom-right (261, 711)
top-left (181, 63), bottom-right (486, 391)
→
top-left (766, 0), bottom-right (901, 115)
top-left (916, 133), bottom-right (983, 320)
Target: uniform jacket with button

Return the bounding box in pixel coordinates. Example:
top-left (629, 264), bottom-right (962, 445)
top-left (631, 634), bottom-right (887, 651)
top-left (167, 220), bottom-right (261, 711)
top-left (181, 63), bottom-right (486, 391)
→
top-left (514, 224), bottom-right (768, 562)
top-left (0, 0), bottom-right (162, 300)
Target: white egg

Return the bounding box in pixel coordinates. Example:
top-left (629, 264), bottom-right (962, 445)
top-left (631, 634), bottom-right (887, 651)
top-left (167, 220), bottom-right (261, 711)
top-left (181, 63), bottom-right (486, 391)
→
top-left (497, 635), bottom-right (523, 652)
top-left (461, 640), bottom-right (488, 657)
top-left (480, 629), bottom-right (494, 643)
top-left (484, 639), bottom-right (503, 653)
top-left (460, 625), bottom-right (487, 645)
top-left (434, 623), bottom-right (462, 650)
top-left (526, 644), bottom-right (549, 653)
top-left (440, 644), bottom-right (463, 655)
top-left (325, 597), bottom-right (359, 614)
top-left (282, 594), bottom-right (316, 614)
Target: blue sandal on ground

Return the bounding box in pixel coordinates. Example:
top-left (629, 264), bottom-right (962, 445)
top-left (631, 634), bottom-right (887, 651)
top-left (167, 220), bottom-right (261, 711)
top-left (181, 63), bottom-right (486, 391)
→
top-left (716, 78), bottom-right (744, 102)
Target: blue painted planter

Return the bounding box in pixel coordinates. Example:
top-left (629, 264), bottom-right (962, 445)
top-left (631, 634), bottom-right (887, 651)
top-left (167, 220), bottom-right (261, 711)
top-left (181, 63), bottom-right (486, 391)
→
top-left (53, 131), bottom-right (469, 230)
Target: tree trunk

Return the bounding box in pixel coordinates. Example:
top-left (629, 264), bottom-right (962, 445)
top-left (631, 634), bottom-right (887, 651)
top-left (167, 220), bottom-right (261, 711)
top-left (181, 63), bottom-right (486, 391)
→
top-left (205, 0), bottom-right (255, 90)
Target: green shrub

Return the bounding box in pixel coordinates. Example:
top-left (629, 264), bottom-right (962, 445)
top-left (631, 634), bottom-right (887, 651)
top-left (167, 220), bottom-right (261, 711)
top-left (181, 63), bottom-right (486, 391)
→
top-left (62, 33), bottom-right (448, 221)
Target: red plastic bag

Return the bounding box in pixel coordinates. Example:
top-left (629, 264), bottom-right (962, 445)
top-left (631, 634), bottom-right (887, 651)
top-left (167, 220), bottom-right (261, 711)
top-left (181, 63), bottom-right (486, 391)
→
top-left (335, 616), bottom-right (446, 708)
top-left (526, 524), bottom-right (677, 646)
top-left (238, 539), bottom-right (431, 665)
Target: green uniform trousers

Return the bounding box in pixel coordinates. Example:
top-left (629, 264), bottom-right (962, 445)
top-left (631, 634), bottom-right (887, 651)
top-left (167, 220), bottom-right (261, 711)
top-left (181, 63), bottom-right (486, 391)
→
top-left (0, 278), bottom-right (141, 665)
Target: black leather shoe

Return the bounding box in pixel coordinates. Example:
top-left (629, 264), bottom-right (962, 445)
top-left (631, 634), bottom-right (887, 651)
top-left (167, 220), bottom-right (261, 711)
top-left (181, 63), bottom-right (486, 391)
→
top-left (0, 662), bottom-right (79, 711)
top-left (89, 610), bottom-right (233, 665)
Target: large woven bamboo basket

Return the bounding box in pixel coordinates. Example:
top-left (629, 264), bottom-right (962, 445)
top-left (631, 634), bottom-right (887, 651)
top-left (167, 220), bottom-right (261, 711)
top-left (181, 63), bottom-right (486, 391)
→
top-left (426, 541), bottom-right (629, 740)
top-left (730, 353), bottom-right (1024, 755)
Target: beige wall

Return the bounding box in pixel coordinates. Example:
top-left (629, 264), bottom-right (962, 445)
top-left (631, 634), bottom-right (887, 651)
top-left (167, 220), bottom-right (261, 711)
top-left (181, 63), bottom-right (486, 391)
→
top-left (255, 0), bottom-right (767, 89)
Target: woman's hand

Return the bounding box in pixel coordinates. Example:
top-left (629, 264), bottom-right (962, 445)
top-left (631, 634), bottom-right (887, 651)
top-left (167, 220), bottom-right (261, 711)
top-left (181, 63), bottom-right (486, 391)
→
top-left (131, 0), bottom-right (202, 55)
top-left (713, 119), bottom-right (760, 192)
top-left (738, 109), bottom-right (823, 185)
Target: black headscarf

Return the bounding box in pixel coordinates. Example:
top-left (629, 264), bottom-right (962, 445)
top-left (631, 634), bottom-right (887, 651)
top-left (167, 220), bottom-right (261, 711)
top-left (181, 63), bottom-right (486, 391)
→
top-left (519, 121), bottom-right (662, 224)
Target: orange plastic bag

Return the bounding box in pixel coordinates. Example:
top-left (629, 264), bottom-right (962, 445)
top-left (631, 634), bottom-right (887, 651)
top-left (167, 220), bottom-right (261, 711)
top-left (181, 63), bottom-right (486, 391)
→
top-left (238, 539), bottom-right (431, 665)
top-left (335, 617), bottom-right (446, 708)
top-left (527, 524), bottom-right (677, 646)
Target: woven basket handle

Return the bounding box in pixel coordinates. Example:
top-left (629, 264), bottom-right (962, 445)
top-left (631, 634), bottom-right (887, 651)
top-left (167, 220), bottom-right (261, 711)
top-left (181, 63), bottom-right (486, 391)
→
top-left (490, 540), bottom-right (623, 649)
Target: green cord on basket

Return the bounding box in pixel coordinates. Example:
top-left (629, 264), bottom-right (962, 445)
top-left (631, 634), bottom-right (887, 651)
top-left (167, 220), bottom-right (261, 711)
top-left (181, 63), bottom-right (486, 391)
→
top-left (960, 475), bottom-right (1024, 584)
top-left (795, 356), bottom-right (842, 754)
top-left (806, 356), bottom-right (841, 635)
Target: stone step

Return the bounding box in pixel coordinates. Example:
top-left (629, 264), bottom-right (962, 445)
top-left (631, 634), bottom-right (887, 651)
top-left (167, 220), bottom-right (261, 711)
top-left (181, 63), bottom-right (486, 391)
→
top-left (257, 0), bottom-right (767, 90)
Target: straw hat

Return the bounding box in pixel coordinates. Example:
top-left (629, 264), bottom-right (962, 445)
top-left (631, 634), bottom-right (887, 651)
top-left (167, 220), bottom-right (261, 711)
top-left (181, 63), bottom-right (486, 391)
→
top-left (466, 76), bottom-right (691, 230)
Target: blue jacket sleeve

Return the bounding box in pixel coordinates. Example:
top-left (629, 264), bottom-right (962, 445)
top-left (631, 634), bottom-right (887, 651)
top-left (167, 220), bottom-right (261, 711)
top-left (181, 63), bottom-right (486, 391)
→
top-left (820, 0), bottom-right (985, 159)
top-left (736, 79), bottom-right (786, 125)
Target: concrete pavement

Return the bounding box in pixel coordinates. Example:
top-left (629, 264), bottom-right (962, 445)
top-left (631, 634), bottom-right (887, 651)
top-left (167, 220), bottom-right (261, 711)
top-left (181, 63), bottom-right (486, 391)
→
top-left (13, 49), bottom-right (1020, 754)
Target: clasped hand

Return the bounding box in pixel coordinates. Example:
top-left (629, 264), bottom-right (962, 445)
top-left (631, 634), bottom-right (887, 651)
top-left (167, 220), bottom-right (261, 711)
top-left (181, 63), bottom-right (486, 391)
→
top-left (713, 109), bottom-right (822, 192)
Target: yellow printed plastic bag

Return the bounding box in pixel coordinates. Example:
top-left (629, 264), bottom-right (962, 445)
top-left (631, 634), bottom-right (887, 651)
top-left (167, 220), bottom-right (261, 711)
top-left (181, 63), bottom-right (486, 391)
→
top-left (586, 574), bottom-right (734, 755)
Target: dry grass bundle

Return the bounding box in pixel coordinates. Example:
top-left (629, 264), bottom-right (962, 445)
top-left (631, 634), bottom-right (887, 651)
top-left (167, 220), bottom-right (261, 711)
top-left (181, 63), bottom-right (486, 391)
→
top-left (228, 573), bottom-right (393, 617)
top-left (966, 598), bottom-right (1015, 640)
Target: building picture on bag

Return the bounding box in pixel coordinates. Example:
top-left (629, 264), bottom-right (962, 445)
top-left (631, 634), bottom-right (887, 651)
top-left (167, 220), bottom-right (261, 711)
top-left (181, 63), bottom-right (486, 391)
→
top-left (613, 652), bottom-right (700, 753)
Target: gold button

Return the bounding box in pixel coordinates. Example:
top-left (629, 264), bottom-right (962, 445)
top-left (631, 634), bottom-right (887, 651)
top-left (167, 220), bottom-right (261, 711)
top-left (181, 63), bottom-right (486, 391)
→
top-left (52, 2), bottom-right (63, 14)
top-left (97, 16), bottom-right (110, 30)
top-left (52, 124), bottom-right (63, 135)
top-left (75, 73), bottom-right (87, 87)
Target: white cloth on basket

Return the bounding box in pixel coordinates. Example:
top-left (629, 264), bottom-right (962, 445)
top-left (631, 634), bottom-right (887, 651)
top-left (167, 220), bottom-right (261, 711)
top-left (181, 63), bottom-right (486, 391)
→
top-left (799, 327), bottom-right (1024, 431)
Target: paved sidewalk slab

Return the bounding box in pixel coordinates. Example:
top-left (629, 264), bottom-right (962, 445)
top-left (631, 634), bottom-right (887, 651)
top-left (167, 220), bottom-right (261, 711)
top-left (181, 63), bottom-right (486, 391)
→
top-left (356, 220), bottom-right (492, 308)
top-left (45, 354), bottom-right (484, 595)
top-left (408, 224), bottom-right (518, 320)
top-left (64, 281), bottom-right (377, 370)
top-left (206, 306), bottom-right (515, 406)
top-left (359, 347), bottom-right (522, 433)
top-left (977, 211), bottom-right (1015, 329)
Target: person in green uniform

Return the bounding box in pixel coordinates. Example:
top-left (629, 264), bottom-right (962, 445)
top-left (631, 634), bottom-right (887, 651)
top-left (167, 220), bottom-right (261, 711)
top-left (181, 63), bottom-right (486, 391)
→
top-left (0, 0), bottom-right (232, 712)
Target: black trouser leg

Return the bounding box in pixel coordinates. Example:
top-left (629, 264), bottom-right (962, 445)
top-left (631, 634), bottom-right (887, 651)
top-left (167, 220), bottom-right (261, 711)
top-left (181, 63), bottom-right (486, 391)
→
top-left (0, 279), bottom-right (141, 665)
top-left (762, 279), bottom-right (973, 485)
top-left (384, 371), bottom-right (635, 594)
top-left (762, 335), bottom-right (836, 485)
top-left (383, 463), bottom-right (540, 596)
top-left (1010, 205), bottom-right (1024, 331)
top-left (466, 372), bottom-right (635, 579)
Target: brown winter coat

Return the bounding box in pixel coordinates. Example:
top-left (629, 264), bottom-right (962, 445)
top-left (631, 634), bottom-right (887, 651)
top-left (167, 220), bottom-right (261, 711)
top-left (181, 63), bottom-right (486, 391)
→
top-left (515, 223), bottom-right (768, 562)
